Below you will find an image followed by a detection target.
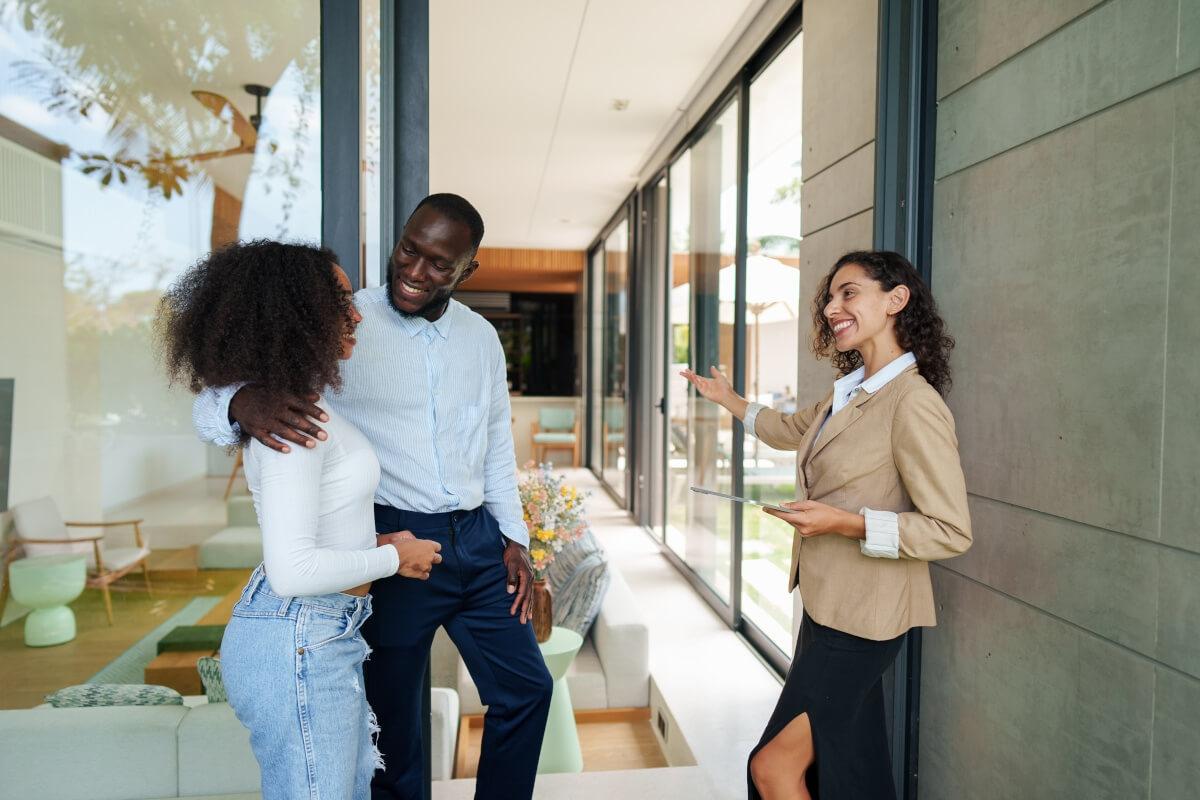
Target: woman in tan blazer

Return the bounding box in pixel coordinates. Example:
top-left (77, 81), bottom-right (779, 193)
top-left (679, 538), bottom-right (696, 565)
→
top-left (683, 250), bottom-right (971, 800)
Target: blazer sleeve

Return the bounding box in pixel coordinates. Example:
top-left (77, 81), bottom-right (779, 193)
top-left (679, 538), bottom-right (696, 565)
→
top-left (891, 386), bottom-right (972, 560)
top-left (750, 396), bottom-right (829, 451)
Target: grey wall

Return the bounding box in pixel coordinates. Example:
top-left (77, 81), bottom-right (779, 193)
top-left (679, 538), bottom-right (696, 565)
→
top-left (922, 1), bottom-right (1200, 798)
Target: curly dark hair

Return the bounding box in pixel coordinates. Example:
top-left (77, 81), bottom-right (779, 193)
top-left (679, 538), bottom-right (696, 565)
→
top-left (811, 250), bottom-right (955, 395)
top-left (156, 240), bottom-right (350, 398)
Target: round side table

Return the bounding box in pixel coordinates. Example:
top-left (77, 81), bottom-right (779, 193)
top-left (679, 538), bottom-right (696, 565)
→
top-left (537, 626), bottom-right (584, 774)
top-left (8, 554), bottom-right (87, 647)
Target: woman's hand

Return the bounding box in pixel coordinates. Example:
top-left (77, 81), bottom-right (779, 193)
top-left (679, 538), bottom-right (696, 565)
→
top-left (680, 367), bottom-right (749, 420)
top-left (764, 501), bottom-right (866, 540)
top-left (378, 531), bottom-right (443, 579)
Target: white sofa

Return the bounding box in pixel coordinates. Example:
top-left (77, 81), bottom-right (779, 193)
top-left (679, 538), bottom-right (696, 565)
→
top-left (456, 567), bottom-right (649, 714)
top-left (0, 690), bottom-right (460, 800)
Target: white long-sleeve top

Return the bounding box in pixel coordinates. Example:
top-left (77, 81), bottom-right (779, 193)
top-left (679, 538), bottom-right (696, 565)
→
top-left (246, 400), bottom-right (400, 596)
top-left (193, 291), bottom-right (527, 547)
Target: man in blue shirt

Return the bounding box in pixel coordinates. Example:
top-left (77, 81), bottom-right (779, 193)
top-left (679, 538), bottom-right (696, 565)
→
top-left (193, 194), bottom-right (551, 799)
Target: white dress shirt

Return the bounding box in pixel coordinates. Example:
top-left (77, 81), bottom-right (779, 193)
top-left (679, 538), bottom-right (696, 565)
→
top-left (744, 351), bottom-right (918, 560)
top-left (193, 289), bottom-right (527, 547)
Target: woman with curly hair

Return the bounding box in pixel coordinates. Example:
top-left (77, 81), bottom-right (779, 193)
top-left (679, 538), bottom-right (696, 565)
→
top-left (157, 240), bottom-right (442, 800)
top-left (683, 250), bottom-right (971, 800)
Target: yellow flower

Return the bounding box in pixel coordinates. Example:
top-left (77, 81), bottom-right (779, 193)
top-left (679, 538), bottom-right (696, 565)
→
top-left (535, 528), bottom-right (555, 542)
top-left (530, 548), bottom-right (548, 562)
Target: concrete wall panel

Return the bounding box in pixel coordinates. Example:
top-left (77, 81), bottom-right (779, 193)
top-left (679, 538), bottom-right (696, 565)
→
top-left (936, 0), bottom-right (1182, 178)
top-left (1151, 666), bottom-right (1200, 799)
top-left (800, 0), bottom-right (877, 180)
top-left (937, 0), bottom-right (1105, 98)
top-left (936, 84), bottom-right (1175, 537)
top-left (1182, 0), bottom-right (1200, 74)
top-left (921, 569), bottom-right (1155, 800)
top-left (799, 143), bottom-right (874, 237)
top-left (1155, 546), bottom-right (1200, 678)
top-left (1161, 73), bottom-right (1200, 553)
top-left (947, 497), bottom-right (1160, 657)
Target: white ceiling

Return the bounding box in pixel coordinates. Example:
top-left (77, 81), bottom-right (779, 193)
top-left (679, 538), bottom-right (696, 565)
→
top-left (430, 0), bottom-right (764, 250)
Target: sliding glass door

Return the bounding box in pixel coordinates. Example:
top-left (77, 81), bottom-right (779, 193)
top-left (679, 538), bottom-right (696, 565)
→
top-left (739, 34), bottom-right (804, 653)
top-left (663, 100), bottom-right (741, 603)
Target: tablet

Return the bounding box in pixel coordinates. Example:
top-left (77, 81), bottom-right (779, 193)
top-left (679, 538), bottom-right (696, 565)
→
top-left (689, 485), bottom-right (792, 514)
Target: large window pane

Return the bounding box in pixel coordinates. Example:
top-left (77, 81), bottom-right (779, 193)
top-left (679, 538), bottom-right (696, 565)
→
top-left (740, 35), bottom-right (803, 651)
top-left (0, 2), bottom-right (320, 524)
top-left (665, 100), bottom-right (740, 602)
top-left (601, 220), bottom-right (630, 500)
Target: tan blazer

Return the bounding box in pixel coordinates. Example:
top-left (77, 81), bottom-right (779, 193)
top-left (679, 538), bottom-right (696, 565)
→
top-left (755, 365), bottom-right (971, 641)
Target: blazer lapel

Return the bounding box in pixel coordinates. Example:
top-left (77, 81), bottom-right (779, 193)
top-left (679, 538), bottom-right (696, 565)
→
top-left (804, 387), bottom-right (874, 466)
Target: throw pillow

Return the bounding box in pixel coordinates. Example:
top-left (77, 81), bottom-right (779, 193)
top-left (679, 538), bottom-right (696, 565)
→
top-left (46, 684), bottom-right (184, 708)
top-left (196, 655), bottom-right (227, 702)
top-left (547, 529), bottom-right (603, 595)
top-left (552, 551), bottom-right (611, 637)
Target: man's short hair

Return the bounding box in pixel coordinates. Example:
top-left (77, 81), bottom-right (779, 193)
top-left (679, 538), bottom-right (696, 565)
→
top-left (409, 193), bottom-right (485, 251)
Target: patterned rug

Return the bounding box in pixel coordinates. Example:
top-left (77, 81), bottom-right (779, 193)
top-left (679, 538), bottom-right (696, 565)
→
top-left (87, 596), bottom-right (221, 684)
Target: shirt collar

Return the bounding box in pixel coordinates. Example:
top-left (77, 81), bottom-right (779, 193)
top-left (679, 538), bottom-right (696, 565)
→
top-left (832, 351), bottom-right (917, 409)
top-left (861, 351), bottom-right (917, 394)
top-left (395, 299), bottom-right (456, 340)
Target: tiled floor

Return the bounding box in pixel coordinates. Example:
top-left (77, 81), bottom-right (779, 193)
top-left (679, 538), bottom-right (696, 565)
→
top-left (435, 766), bottom-right (716, 799)
top-left (554, 470), bottom-right (784, 800)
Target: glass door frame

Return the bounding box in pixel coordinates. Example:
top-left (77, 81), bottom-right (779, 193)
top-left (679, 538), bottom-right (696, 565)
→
top-left (586, 196), bottom-right (637, 508)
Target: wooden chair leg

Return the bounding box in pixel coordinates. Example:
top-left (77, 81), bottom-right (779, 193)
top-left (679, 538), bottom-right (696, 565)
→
top-left (100, 584), bottom-right (114, 625)
top-left (141, 561), bottom-right (153, 596)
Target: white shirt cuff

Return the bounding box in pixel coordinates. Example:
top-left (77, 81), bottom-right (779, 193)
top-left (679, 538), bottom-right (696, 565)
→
top-left (859, 507), bottom-right (900, 559)
top-left (743, 402), bottom-right (767, 438)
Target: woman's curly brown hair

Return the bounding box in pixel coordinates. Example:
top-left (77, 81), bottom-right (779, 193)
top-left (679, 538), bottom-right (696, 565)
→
top-left (156, 240), bottom-right (351, 398)
top-left (811, 250), bottom-right (955, 395)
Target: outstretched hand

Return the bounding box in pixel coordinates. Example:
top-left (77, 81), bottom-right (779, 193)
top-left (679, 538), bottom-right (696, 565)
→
top-left (230, 384), bottom-right (329, 453)
top-left (680, 366), bottom-right (748, 419)
top-left (502, 540), bottom-right (534, 624)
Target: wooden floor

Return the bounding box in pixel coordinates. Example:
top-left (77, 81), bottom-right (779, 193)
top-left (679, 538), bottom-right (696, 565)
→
top-left (0, 551), bottom-right (249, 709)
top-left (455, 709), bottom-right (668, 778)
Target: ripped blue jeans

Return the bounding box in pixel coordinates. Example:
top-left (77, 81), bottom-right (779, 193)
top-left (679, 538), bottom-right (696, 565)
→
top-left (221, 565), bottom-right (381, 800)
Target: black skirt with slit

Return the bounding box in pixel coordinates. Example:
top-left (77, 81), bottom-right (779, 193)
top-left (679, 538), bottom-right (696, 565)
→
top-left (747, 614), bottom-right (906, 800)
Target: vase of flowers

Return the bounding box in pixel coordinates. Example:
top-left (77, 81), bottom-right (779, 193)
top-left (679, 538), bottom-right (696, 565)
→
top-left (519, 462), bottom-right (589, 642)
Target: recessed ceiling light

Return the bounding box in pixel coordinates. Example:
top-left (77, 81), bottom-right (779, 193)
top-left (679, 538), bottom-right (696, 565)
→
top-left (611, 98), bottom-right (630, 111)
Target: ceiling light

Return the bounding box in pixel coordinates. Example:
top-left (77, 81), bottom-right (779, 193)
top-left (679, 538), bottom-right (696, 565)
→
top-left (558, 217), bottom-right (572, 224)
top-left (611, 99), bottom-right (630, 111)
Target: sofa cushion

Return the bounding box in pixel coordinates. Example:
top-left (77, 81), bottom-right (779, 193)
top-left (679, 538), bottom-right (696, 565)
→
top-left (0, 705), bottom-right (186, 800)
top-left (593, 570), bottom-right (650, 708)
top-left (45, 683), bottom-right (183, 708)
top-left (226, 494), bottom-right (258, 527)
top-left (198, 527), bottom-right (262, 569)
top-left (177, 702), bottom-right (260, 797)
top-left (553, 553), bottom-right (610, 638)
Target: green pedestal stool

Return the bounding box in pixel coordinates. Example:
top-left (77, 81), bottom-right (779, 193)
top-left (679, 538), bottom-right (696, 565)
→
top-left (8, 554), bottom-right (87, 647)
top-left (537, 626), bottom-right (584, 774)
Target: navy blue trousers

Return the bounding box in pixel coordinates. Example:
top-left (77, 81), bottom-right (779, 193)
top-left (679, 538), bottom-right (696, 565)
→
top-left (363, 505), bottom-right (552, 800)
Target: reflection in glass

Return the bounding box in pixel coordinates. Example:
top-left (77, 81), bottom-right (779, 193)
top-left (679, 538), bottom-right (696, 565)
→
top-left (0, 1), bottom-right (320, 519)
top-left (600, 221), bottom-right (629, 500)
top-left (740, 34), bottom-right (803, 651)
top-left (665, 101), bottom-right (740, 602)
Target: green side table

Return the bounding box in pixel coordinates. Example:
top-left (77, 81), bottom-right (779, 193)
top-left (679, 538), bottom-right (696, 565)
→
top-left (8, 554), bottom-right (87, 647)
top-left (537, 626), bottom-right (584, 774)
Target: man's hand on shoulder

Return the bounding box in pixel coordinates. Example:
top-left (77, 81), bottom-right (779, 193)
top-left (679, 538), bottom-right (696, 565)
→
top-left (502, 540), bottom-right (533, 624)
top-left (230, 385), bottom-right (329, 453)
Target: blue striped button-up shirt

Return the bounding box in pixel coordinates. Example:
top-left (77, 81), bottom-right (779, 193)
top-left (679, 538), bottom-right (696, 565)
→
top-left (193, 288), bottom-right (527, 546)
